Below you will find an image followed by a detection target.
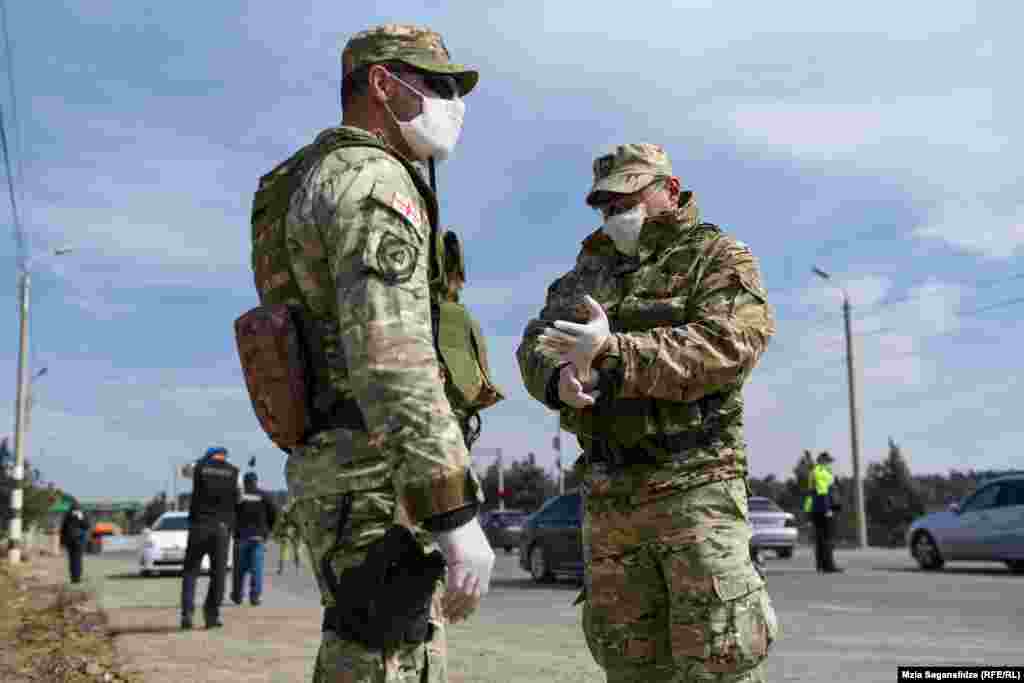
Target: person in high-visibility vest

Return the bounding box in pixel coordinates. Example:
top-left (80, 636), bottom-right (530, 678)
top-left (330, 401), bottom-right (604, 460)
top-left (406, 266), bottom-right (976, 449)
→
top-left (804, 451), bottom-right (844, 573)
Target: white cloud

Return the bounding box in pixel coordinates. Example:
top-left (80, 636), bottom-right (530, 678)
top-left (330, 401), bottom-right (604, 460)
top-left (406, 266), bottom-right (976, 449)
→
top-left (916, 204), bottom-right (1024, 260)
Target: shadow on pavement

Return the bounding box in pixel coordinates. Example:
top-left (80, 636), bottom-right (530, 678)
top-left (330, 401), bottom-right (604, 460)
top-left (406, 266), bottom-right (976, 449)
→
top-left (108, 624), bottom-right (186, 636)
top-left (490, 576), bottom-right (583, 590)
top-left (105, 572), bottom-right (153, 580)
top-left (873, 566), bottom-right (1022, 577)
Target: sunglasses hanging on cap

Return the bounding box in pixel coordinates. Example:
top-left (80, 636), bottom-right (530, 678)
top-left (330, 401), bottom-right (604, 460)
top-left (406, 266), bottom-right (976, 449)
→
top-left (387, 67), bottom-right (460, 100)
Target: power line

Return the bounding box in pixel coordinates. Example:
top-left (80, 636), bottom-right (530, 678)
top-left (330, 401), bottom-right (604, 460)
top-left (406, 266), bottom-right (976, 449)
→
top-left (957, 295), bottom-right (1024, 317)
top-left (857, 272), bottom-right (1024, 316)
top-left (0, 0), bottom-right (22, 196)
top-left (0, 92), bottom-right (24, 272)
top-left (772, 271), bottom-right (1024, 347)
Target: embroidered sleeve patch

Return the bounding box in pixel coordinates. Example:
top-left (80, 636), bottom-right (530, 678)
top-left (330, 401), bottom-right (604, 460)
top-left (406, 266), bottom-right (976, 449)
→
top-left (391, 191), bottom-right (423, 231)
top-left (376, 232), bottom-right (419, 284)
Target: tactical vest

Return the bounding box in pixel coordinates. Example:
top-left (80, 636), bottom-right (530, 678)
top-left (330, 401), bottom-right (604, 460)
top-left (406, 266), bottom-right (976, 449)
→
top-left (236, 130), bottom-right (503, 453)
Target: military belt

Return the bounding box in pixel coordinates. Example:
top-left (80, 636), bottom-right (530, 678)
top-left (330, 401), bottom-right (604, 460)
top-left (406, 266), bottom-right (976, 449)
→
top-left (589, 432), bottom-right (706, 469)
top-left (321, 605), bottom-right (435, 644)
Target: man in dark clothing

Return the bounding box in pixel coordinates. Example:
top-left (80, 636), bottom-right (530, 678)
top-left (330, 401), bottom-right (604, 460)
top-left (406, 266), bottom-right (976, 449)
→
top-left (59, 501), bottom-right (89, 583)
top-left (231, 471), bottom-right (278, 606)
top-left (804, 451), bottom-right (844, 573)
top-left (180, 446), bottom-right (240, 630)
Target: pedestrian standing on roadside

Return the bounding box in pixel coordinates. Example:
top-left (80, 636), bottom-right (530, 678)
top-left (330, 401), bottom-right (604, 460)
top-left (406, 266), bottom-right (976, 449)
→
top-left (231, 471), bottom-right (278, 606)
top-left (804, 451), bottom-right (844, 573)
top-left (59, 500), bottom-right (89, 584)
top-left (180, 446), bottom-right (240, 630)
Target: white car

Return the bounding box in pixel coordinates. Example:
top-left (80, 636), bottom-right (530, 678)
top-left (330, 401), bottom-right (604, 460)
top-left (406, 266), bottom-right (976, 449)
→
top-left (907, 475), bottom-right (1024, 573)
top-left (139, 511), bottom-right (234, 577)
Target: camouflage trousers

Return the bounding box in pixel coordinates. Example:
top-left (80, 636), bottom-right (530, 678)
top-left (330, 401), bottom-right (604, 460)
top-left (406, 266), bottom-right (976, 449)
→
top-left (285, 443), bottom-right (448, 683)
top-left (581, 471), bottom-right (778, 683)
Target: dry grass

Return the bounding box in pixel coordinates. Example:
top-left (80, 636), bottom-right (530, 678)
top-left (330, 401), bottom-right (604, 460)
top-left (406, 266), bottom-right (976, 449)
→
top-left (0, 561), bottom-right (144, 682)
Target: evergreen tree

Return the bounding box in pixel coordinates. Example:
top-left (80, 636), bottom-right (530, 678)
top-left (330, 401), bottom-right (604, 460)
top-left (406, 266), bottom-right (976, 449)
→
top-left (864, 438), bottom-right (925, 546)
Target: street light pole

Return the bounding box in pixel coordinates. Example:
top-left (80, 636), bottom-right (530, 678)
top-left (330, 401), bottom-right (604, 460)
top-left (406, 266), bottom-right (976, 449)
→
top-left (813, 267), bottom-right (868, 549)
top-left (554, 414), bottom-right (564, 495)
top-left (7, 271), bottom-right (31, 564)
top-left (497, 449), bottom-right (505, 512)
top-left (7, 248), bottom-right (73, 564)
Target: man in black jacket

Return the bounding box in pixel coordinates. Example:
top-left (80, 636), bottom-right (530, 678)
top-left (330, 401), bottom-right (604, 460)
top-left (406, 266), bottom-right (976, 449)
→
top-left (231, 471), bottom-right (278, 606)
top-left (59, 501), bottom-right (89, 584)
top-left (180, 447), bottom-right (240, 630)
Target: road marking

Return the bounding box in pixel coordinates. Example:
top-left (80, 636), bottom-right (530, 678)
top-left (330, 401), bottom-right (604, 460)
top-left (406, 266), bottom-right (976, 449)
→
top-left (806, 602), bottom-right (874, 613)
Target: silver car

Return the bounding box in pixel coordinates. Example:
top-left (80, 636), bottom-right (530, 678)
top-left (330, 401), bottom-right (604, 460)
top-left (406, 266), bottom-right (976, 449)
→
top-left (907, 475), bottom-right (1024, 573)
top-left (749, 496), bottom-right (798, 559)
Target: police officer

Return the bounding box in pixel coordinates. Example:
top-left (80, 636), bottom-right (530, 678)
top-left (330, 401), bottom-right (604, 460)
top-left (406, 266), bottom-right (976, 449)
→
top-left (804, 451), bottom-right (844, 573)
top-left (180, 446), bottom-right (240, 630)
top-left (244, 23), bottom-right (502, 681)
top-left (231, 471), bottom-right (278, 606)
top-left (59, 500), bottom-right (89, 584)
top-left (518, 144), bottom-right (778, 681)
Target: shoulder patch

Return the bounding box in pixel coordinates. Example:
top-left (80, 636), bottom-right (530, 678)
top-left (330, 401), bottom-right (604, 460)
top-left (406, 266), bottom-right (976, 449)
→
top-left (375, 232), bottom-right (419, 284)
top-left (367, 176), bottom-right (427, 235)
top-left (390, 191), bottom-right (424, 231)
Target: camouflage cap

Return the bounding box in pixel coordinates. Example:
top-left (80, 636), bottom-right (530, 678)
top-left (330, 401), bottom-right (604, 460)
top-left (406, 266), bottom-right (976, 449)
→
top-left (341, 24), bottom-right (478, 96)
top-left (585, 143), bottom-right (673, 206)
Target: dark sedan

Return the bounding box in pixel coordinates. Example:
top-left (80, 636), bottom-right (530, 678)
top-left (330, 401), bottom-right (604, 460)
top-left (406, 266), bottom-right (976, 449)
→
top-left (518, 492), bottom-right (583, 583)
top-left (482, 509), bottom-right (528, 552)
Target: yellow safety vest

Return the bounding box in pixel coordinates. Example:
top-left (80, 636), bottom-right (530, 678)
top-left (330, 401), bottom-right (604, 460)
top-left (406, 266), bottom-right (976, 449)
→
top-left (803, 464), bottom-right (834, 513)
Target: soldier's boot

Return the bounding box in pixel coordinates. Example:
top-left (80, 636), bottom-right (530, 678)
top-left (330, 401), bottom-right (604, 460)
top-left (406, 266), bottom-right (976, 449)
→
top-left (180, 613), bottom-right (193, 630)
top-left (204, 611), bottom-right (223, 629)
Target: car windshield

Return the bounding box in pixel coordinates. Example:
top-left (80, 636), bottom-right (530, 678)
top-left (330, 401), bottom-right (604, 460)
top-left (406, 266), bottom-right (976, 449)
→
top-left (493, 513), bottom-right (526, 526)
top-left (153, 516), bottom-right (189, 531)
top-left (749, 498), bottom-right (782, 512)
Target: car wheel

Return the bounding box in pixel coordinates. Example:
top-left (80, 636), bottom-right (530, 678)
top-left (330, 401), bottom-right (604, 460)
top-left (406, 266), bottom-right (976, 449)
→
top-left (1005, 561), bottom-right (1024, 575)
top-left (911, 531), bottom-right (944, 571)
top-left (776, 547), bottom-right (794, 560)
top-left (505, 546), bottom-right (515, 553)
top-left (140, 569), bottom-right (151, 578)
top-left (529, 544), bottom-right (554, 583)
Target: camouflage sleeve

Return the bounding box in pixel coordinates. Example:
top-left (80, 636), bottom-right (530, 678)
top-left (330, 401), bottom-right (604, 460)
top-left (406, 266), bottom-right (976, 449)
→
top-left (516, 270), bottom-right (577, 408)
top-left (311, 151), bottom-right (477, 524)
top-left (609, 236), bottom-right (775, 402)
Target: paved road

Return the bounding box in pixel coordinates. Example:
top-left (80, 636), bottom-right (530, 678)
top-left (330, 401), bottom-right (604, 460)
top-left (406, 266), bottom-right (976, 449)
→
top-left (90, 543), bottom-right (1024, 681)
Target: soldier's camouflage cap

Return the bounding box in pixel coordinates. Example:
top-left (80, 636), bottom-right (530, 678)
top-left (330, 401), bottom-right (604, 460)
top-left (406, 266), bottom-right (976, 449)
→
top-left (586, 143), bottom-right (673, 206)
top-left (342, 24), bottom-right (478, 96)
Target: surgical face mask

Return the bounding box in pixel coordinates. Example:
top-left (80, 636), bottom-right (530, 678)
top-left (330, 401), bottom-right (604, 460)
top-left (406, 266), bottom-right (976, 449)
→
top-left (601, 204), bottom-right (647, 255)
top-left (386, 74), bottom-right (465, 162)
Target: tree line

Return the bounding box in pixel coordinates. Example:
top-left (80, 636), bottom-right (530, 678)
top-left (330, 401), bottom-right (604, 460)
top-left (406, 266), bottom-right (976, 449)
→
top-left (131, 440), bottom-right (1018, 548)
top-left (0, 437), bottom-right (64, 539)
top-left (749, 438), bottom-right (1022, 547)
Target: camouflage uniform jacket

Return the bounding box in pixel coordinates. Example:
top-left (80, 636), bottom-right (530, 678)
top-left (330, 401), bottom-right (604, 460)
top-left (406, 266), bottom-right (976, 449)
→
top-left (517, 192), bottom-right (775, 493)
top-left (252, 125), bottom-right (481, 524)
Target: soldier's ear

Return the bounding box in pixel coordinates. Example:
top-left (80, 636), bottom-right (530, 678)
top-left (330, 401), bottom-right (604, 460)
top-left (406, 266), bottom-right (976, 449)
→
top-left (368, 65), bottom-right (396, 105)
top-left (666, 176), bottom-right (682, 200)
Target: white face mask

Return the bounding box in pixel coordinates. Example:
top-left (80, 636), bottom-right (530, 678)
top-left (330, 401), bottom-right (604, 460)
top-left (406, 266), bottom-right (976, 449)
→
top-left (387, 74), bottom-right (465, 162)
top-left (602, 204), bottom-right (647, 255)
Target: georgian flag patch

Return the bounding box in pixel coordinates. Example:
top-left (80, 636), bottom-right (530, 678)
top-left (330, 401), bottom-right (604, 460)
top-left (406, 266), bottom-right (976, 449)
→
top-left (391, 191), bottom-right (423, 230)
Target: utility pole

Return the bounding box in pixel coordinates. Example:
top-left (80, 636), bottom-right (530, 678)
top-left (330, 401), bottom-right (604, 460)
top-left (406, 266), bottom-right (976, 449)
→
top-left (7, 271), bottom-right (30, 564)
top-left (497, 448), bottom-right (505, 512)
top-left (554, 414), bottom-right (564, 495)
top-left (813, 267), bottom-right (868, 549)
top-left (170, 462), bottom-right (178, 512)
top-left (842, 297), bottom-right (867, 549)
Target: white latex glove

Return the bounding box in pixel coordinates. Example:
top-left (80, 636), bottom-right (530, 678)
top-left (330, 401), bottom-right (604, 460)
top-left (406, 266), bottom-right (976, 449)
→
top-left (433, 517), bottom-right (495, 624)
top-left (537, 296), bottom-right (612, 382)
top-left (557, 363), bottom-right (600, 409)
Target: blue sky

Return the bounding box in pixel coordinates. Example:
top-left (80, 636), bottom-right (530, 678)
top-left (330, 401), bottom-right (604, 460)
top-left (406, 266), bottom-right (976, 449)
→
top-left (1, 1), bottom-right (1020, 499)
